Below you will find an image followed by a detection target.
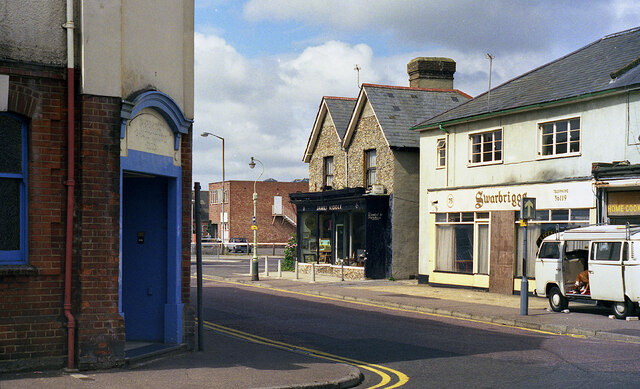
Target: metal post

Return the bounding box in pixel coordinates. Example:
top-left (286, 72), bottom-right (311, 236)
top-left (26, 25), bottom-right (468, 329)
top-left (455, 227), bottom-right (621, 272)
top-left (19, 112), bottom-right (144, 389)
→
top-left (295, 261), bottom-right (299, 280)
top-left (272, 243), bottom-right (275, 255)
top-left (311, 263), bottom-right (316, 283)
top-left (278, 258), bottom-right (282, 278)
top-left (251, 192), bottom-right (259, 280)
top-left (264, 256), bottom-right (269, 276)
top-left (194, 183), bottom-right (204, 351)
top-left (520, 223), bottom-right (529, 315)
top-left (341, 261), bottom-right (344, 282)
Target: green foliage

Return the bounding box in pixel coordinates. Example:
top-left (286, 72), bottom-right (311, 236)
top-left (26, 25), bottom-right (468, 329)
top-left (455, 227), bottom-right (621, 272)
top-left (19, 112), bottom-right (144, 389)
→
top-left (282, 233), bottom-right (297, 271)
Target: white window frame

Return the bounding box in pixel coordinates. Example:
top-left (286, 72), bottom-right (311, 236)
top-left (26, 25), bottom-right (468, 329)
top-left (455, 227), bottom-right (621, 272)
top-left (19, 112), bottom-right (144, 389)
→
top-left (365, 149), bottom-right (377, 187)
top-left (323, 156), bottom-right (334, 189)
top-left (434, 212), bottom-right (490, 275)
top-left (436, 138), bottom-right (446, 169)
top-left (468, 129), bottom-right (503, 166)
top-left (537, 116), bottom-right (581, 159)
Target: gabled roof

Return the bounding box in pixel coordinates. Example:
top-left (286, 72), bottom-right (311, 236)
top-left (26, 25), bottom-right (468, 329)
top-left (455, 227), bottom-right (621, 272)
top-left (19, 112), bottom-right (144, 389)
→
top-left (303, 96), bottom-right (356, 163)
top-left (343, 84), bottom-right (471, 149)
top-left (414, 26), bottom-right (640, 131)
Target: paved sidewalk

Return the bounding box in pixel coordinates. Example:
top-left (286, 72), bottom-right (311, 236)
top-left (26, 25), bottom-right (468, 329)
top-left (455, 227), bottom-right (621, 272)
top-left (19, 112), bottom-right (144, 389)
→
top-left (0, 327), bottom-right (361, 389)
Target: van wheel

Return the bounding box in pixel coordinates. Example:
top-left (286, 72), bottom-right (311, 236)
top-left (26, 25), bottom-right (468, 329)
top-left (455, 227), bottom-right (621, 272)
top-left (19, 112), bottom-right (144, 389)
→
top-left (548, 286), bottom-right (568, 312)
top-left (613, 298), bottom-right (636, 320)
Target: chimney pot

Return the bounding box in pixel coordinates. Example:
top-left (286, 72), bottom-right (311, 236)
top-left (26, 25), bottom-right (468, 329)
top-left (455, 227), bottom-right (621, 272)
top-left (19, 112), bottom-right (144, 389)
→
top-left (407, 57), bottom-right (456, 89)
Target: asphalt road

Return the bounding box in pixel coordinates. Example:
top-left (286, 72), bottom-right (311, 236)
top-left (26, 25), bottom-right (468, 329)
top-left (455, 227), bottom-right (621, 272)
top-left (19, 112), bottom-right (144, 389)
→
top-left (194, 260), bottom-right (640, 388)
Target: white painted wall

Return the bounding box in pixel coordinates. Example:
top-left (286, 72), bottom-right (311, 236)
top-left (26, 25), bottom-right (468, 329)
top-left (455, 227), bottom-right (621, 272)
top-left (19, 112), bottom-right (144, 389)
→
top-left (418, 91), bottom-right (639, 277)
top-left (80, 0), bottom-right (194, 117)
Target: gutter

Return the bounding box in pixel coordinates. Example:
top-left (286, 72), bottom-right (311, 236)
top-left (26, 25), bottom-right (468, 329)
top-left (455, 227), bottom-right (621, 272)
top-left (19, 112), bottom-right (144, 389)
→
top-left (63, 0), bottom-right (76, 370)
top-left (412, 85), bottom-right (640, 132)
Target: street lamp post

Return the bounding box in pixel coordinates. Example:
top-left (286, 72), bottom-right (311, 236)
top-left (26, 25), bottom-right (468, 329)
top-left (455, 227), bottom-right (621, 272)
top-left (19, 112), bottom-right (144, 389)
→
top-left (200, 132), bottom-right (225, 244)
top-left (249, 157), bottom-right (264, 281)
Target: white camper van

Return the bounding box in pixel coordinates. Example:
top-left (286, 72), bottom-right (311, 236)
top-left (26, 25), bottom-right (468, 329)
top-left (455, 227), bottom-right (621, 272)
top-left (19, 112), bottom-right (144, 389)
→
top-left (535, 225), bottom-right (640, 319)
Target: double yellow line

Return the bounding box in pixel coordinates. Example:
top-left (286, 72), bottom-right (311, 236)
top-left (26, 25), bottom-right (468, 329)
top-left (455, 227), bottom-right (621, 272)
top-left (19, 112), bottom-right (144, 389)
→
top-left (203, 320), bottom-right (408, 388)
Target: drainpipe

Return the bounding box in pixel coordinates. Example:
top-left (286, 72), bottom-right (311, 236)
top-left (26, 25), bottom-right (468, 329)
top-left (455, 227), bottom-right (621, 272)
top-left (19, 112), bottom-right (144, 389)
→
top-left (63, 0), bottom-right (76, 370)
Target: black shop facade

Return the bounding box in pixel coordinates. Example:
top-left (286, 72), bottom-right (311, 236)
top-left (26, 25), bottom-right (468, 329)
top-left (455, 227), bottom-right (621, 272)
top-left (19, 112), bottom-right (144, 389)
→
top-left (289, 188), bottom-right (390, 279)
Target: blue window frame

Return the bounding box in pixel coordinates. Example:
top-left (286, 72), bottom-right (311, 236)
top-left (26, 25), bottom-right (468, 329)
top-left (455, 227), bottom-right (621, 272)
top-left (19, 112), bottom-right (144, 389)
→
top-left (0, 113), bottom-right (28, 264)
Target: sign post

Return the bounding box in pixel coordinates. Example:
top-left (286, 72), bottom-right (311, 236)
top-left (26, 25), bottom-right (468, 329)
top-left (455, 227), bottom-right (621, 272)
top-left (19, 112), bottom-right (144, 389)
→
top-left (519, 197), bottom-right (536, 315)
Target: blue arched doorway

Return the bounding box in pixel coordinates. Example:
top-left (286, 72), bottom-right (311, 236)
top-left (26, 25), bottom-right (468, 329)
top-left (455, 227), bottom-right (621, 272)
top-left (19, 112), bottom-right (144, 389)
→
top-left (119, 90), bottom-right (191, 344)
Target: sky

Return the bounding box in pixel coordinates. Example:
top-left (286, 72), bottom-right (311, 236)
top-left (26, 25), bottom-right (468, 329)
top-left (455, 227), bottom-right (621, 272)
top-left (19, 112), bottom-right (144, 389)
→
top-left (192, 0), bottom-right (640, 186)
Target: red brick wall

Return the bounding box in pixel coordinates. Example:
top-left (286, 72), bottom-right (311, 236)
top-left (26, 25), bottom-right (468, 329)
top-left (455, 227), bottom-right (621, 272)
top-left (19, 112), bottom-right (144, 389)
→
top-left (75, 94), bottom-right (124, 369)
top-left (0, 62), bottom-right (68, 371)
top-left (207, 181), bottom-right (308, 244)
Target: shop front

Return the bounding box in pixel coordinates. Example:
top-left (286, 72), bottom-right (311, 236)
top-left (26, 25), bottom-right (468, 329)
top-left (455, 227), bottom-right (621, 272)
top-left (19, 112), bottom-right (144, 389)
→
top-left (593, 163), bottom-right (640, 225)
top-left (290, 188), bottom-right (390, 279)
top-left (425, 180), bottom-right (595, 293)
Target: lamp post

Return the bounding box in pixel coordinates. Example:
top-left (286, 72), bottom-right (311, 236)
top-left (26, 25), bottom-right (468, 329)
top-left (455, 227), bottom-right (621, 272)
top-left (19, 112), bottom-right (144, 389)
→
top-left (200, 132), bottom-right (225, 244)
top-left (249, 157), bottom-right (264, 281)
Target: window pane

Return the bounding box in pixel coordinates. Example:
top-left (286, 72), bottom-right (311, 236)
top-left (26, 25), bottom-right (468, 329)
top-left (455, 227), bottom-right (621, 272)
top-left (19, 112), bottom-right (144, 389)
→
top-left (476, 212), bottom-right (490, 220)
top-left (454, 225), bottom-right (473, 274)
top-left (556, 130), bottom-right (567, 143)
top-left (472, 154), bottom-right (481, 163)
top-left (551, 209), bottom-right (569, 221)
top-left (483, 141), bottom-right (492, 153)
top-left (436, 225), bottom-right (455, 271)
top-left (448, 213), bottom-right (460, 222)
top-left (570, 118), bottom-right (580, 130)
top-left (461, 212), bottom-right (474, 222)
top-left (556, 143), bottom-right (567, 154)
top-left (542, 145), bottom-right (553, 155)
top-left (571, 209), bottom-right (590, 221)
top-left (0, 115), bottom-right (22, 174)
top-left (593, 242), bottom-right (621, 261)
top-left (556, 121), bottom-right (567, 132)
top-left (535, 210), bottom-right (549, 221)
top-left (435, 213), bottom-right (446, 223)
top-left (0, 178), bottom-right (20, 250)
top-left (472, 135), bottom-right (482, 144)
top-left (494, 131), bottom-right (502, 141)
top-left (484, 132), bottom-right (493, 142)
top-left (542, 124), bottom-right (553, 134)
top-left (539, 242), bottom-right (560, 259)
top-left (569, 141), bottom-right (580, 153)
top-left (542, 134), bottom-right (553, 146)
top-left (570, 130), bottom-right (580, 141)
top-left (483, 152), bottom-right (492, 161)
top-left (477, 224), bottom-right (489, 274)
top-left (472, 143), bottom-right (481, 154)
top-left (494, 140), bottom-right (502, 151)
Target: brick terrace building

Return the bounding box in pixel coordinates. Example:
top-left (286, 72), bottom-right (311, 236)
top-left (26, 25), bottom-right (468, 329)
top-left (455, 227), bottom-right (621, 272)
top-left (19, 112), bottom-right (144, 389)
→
top-left (209, 180), bottom-right (308, 244)
top-left (1, 1), bottom-right (194, 372)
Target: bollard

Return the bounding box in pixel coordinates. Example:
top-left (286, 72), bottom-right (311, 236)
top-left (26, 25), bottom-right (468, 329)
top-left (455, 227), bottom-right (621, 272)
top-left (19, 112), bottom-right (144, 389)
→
top-left (249, 258), bottom-right (253, 277)
top-left (278, 258), bottom-right (282, 278)
top-left (311, 263), bottom-right (316, 283)
top-left (295, 261), bottom-right (299, 280)
top-left (272, 244), bottom-right (276, 255)
top-left (341, 261), bottom-right (344, 282)
top-left (264, 256), bottom-right (269, 277)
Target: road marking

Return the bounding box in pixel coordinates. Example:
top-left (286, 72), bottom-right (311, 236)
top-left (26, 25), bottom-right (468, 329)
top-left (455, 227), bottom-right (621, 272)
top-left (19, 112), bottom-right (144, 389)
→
top-left (195, 276), bottom-right (595, 339)
top-left (202, 320), bottom-right (407, 388)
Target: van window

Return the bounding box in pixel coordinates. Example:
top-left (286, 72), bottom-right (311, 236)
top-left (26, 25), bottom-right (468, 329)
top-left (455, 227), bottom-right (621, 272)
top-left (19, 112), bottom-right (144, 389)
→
top-left (623, 242), bottom-right (629, 262)
top-left (592, 242), bottom-right (622, 261)
top-left (539, 242), bottom-right (560, 259)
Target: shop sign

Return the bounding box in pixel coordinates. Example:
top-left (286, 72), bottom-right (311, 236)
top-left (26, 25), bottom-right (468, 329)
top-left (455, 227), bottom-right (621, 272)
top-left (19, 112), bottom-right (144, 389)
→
top-left (429, 181), bottom-right (594, 213)
top-left (368, 212), bottom-right (382, 221)
top-left (316, 204), bottom-right (343, 211)
top-left (607, 191), bottom-right (640, 216)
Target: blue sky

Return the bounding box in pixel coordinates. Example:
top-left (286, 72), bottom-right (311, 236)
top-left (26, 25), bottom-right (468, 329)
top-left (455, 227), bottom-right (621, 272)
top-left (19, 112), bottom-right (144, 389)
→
top-left (192, 0), bottom-right (640, 185)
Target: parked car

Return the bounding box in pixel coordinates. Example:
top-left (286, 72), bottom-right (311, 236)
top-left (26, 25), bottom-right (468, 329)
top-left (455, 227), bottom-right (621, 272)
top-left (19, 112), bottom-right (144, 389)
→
top-left (225, 237), bottom-right (252, 253)
top-left (535, 225), bottom-right (640, 319)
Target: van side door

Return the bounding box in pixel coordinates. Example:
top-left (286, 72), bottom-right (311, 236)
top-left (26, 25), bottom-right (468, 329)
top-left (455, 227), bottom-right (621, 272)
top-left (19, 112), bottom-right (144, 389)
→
top-left (623, 242), bottom-right (640, 301)
top-left (589, 241), bottom-right (625, 302)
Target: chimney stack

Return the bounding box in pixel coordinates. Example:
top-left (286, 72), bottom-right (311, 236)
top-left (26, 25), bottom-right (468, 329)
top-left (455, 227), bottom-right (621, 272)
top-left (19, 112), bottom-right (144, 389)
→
top-left (407, 57), bottom-right (456, 89)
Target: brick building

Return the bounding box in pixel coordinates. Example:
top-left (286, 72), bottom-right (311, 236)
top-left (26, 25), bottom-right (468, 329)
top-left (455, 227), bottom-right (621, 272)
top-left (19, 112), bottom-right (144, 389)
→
top-left (1, 1), bottom-right (194, 372)
top-left (209, 180), bottom-right (308, 244)
top-left (292, 58), bottom-right (470, 279)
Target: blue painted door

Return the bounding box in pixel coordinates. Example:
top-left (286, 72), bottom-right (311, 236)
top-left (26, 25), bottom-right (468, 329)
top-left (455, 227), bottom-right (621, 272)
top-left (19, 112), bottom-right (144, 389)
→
top-left (122, 176), bottom-right (168, 341)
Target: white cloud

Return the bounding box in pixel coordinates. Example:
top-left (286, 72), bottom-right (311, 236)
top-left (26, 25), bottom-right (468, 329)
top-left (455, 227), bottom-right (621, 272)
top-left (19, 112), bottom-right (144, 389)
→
top-left (193, 35), bottom-right (385, 185)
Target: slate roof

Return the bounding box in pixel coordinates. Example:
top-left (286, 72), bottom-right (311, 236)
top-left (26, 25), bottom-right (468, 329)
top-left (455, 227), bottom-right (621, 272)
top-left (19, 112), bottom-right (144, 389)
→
top-left (415, 26), bottom-right (640, 130)
top-left (347, 84), bottom-right (470, 148)
top-left (325, 97), bottom-right (357, 141)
